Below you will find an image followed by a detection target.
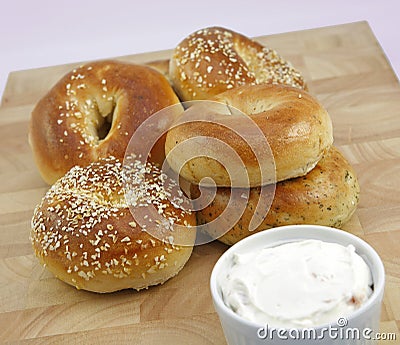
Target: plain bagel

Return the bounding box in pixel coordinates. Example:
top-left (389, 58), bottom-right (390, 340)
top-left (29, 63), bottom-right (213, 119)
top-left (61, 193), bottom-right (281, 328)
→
top-left (169, 26), bottom-right (307, 101)
top-left (165, 83), bottom-right (333, 187)
top-left (30, 156), bottom-right (196, 293)
top-left (192, 146), bottom-right (360, 245)
top-left (29, 60), bottom-right (180, 184)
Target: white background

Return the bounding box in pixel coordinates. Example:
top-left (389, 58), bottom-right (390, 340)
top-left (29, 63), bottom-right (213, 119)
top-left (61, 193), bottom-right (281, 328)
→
top-left (1, 0), bottom-right (399, 98)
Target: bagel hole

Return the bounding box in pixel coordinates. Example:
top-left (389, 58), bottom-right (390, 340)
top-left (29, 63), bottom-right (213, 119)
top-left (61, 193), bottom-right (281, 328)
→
top-left (97, 111), bottom-right (113, 140)
top-left (95, 99), bottom-right (117, 141)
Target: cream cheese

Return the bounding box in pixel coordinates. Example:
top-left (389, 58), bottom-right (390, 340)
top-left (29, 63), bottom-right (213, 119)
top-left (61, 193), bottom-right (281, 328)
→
top-left (218, 239), bottom-right (373, 328)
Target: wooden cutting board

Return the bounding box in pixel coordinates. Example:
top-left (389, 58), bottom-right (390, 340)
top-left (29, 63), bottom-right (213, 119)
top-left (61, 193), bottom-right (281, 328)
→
top-left (1, 21), bottom-right (399, 344)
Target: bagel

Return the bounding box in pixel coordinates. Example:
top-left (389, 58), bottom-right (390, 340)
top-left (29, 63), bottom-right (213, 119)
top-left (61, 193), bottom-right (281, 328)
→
top-left (192, 147), bottom-right (360, 245)
top-left (165, 84), bottom-right (333, 187)
top-left (170, 26), bottom-right (307, 101)
top-left (30, 156), bottom-right (196, 293)
top-left (29, 60), bottom-right (180, 184)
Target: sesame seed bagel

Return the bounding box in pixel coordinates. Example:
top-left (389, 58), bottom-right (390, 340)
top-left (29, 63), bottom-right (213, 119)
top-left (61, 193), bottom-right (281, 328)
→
top-left (30, 156), bottom-right (196, 293)
top-left (192, 147), bottom-right (360, 245)
top-left (165, 83), bottom-right (333, 187)
top-left (29, 60), bottom-right (180, 185)
top-left (169, 26), bottom-right (307, 101)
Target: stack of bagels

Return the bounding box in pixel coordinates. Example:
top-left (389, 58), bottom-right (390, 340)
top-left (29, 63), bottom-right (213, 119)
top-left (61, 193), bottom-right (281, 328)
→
top-left (29, 26), bottom-right (360, 293)
top-left (165, 27), bottom-right (360, 245)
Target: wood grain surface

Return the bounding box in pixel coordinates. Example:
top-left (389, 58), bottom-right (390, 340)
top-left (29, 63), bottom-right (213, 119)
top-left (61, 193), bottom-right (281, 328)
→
top-left (1, 21), bottom-right (399, 344)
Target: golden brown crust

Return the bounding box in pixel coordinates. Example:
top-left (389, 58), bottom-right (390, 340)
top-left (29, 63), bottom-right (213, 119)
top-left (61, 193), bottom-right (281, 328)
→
top-left (169, 26), bottom-right (307, 101)
top-left (193, 147), bottom-right (360, 245)
top-left (165, 84), bottom-right (333, 187)
top-left (29, 60), bottom-right (180, 184)
top-left (30, 156), bottom-right (196, 293)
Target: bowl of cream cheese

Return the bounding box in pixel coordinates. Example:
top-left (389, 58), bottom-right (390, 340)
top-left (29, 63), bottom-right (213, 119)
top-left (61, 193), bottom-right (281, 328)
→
top-left (210, 225), bottom-right (385, 345)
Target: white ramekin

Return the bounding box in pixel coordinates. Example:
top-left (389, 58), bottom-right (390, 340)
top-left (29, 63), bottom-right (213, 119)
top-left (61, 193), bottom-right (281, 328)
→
top-left (210, 225), bottom-right (385, 345)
